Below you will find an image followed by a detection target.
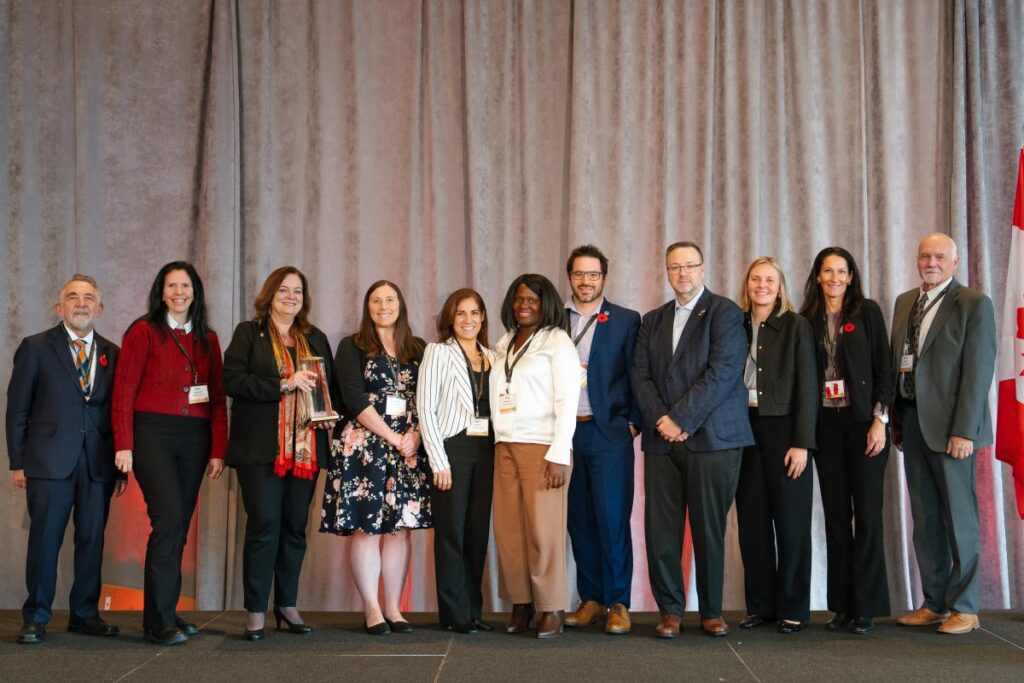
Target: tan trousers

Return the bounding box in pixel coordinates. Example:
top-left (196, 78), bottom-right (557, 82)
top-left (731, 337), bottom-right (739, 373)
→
top-left (492, 442), bottom-right (570, 611)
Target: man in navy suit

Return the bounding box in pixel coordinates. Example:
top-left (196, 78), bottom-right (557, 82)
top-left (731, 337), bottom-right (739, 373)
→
top-left (561, 245), bottom-right (642, 635)
top-left (6, 274), bottom-right (124, 644)
top-left (632, 241), bottom-right (753, 638)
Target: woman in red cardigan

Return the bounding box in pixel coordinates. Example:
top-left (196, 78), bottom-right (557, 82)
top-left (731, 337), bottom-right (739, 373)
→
top-left (112, 261), bottom-right (227, 646)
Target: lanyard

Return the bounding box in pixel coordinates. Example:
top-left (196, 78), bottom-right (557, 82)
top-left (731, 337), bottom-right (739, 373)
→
top-left (504, 330), bottom-right (536, 387)
top-left (66, 334), bottom-right (97, 392)
top-left (167, 325), bottom-right (200, 385)
top-left (384, 353), bottom-right (404, 392)
top-left (571, 312), bottom-right (599, 346)
top-left (457, 341), bottom-right (486, 417)
top-left (909, 289), bottom-right (948, 346)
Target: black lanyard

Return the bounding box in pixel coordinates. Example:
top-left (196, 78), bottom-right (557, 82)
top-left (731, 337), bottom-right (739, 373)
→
top-left (457, 341), bottom-right (486, 417)
top-left (167, 324), bottom-right (200, 385)
top-left (504, 330), bottom-right (536, 387)
top-left (907, 289), bottom-right (948, 350)
top-left (384, 353), bottom-right (404, 392)
top-left (571, 312), bottom-right (599, 346)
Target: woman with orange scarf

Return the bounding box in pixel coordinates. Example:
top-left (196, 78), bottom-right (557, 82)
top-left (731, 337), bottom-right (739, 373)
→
top-left (223, 267), bottom-right (339, 641)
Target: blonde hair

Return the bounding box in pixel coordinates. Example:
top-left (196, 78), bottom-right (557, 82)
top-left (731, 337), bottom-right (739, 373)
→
top-left (739, 256), bottom-right (793, 314)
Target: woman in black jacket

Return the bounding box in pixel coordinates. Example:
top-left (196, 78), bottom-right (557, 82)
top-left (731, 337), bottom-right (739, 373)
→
top-left (799, 247), bottom-right (893, 635)
top-left (223, 266), bottom-right (339, 641)
top-left (736, 257), bottom-right (818, 634)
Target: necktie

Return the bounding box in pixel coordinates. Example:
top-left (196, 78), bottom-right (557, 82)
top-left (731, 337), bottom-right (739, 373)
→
top-left (73, 338), bottom-right (91, 395)
top-left (903, 293), bottom-right (928, 400)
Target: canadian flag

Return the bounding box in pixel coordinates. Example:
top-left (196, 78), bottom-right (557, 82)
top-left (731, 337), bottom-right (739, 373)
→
top-left (996, 147), bottom-right (1024, 519)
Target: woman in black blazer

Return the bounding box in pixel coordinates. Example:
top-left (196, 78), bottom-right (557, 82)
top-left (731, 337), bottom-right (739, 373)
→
top-left (799, 247), bottom-right (893, 635)
top-left (736, 257), bottom-right (818, 634)
top-left (223, 266), bottom-right (339, 641)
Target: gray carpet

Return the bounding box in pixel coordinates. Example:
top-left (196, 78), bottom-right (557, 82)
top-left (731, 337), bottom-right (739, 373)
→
top-left (1, 611), bottom-right (1022, 682)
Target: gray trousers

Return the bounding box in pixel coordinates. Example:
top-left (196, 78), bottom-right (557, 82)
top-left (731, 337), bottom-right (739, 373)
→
top-left (900, 402), bottom-right (980, 614)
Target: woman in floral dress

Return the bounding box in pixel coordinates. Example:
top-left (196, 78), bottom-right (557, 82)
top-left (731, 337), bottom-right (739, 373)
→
top-left (321, 280), bottom-right (430, 635)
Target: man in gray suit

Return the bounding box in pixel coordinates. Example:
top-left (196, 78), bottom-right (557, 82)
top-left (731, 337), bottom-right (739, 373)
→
top-left (890, 233), bottom-right (996, 635)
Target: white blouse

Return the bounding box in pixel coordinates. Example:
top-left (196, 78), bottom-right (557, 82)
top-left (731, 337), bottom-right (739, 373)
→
top-left (489, 326), bottom-right (581, 465)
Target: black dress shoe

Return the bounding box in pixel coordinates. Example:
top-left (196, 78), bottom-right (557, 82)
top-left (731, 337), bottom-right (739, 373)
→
top-left (68, 616), bottom-right (119, 637)
top-left (274, 606), bottom-right (312, 634)
top-left (384, 618), bottom-right (413, 634)
top-left (777, 620), bottom-right (802, 634)
top-left (175, 617), bottom-right (199, 636)
top-left (848, 617), bottom-right (875, 634)
top-left (825, 612), bottom-right (850, 631)
top-left (364, 621), bottom-right (391, 635)
top-left (739, 615), bottom-right (769, 629)
top-left (445, 621), bottom-right (479, 634)
top-left (146, 627), bottom-right (188, 646)
top-left (17, 623), bottom-right (46, 644)
top-left (471, 618), bottom-right (493, 632)
top-left (244, 627), bottom-right (265, 642)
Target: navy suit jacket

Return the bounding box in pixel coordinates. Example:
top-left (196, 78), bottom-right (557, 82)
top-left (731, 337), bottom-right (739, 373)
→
top-left (631, 288), bottom-right (753, 454)
top-left (5, 324), bottom-right (119, 482)
top-left (573, 299), bottom-right (642, 447)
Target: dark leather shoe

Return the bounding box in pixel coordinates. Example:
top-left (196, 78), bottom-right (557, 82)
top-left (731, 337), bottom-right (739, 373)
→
top-left (536, 610), bottom-right (564, 639)
top-left (363, 621), bottom-right (391, 635)
top-left (445, 621), bottom-right (479, 634)
top-left (274, 606), bottom-right (312, 634)
top-left (505, 603), bottom-right (535, 634)
top-left (777, 619), bottom-right (802, 634)
top-left (849, 617), bottom-right (874, 634)
top-left (739, 615), bottom-right (769, 629)
top-left (384, 618), bottom-right (413, 634)
top-left (655, 614), bottom-right (682, 639)
top-left (175, 617), bottom-right (199, 636)
top-left (68, 616), bottom-right (119, 637)
top-left (701, 616), bottom-right (730, 637)
top-left (17, 623), bottom-right (46, 645)
top-left (147, 627), bottom-right (188, 646)
top-left (244, 627), bottom-right (264, 642)
top-left (471, 618), bottom-right (493, 632)
top-left (825, 612), bottom-right (850, 630)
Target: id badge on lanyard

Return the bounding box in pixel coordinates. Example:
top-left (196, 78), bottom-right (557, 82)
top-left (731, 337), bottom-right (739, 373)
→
top-left (385, 395), bottom-right (407, 417)
top-left (824, 379), bottom-right (846, 400)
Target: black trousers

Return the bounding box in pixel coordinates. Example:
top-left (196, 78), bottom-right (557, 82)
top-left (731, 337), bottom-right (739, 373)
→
top-left (814, 407), bottom-right (891, 617)
top-left (132, 413), bottom-right (209, 634)
top-left (431, 431), bottom-right (494, 626)
top-left (735, 412), bottom-right (813, 622)
top-left (644, 443), bottom-right (741, 618)
top-left (235, 463), bottom-right (318, 613)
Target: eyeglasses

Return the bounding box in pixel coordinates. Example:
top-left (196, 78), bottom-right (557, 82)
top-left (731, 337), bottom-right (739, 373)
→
top-left (666, 263), bottom-right (703, 275)
top-left (569, 271), bottom-right (604, 282)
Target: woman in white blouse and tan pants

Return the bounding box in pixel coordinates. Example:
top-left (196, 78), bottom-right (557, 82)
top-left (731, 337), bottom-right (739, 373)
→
top-left (490, 274), bottom-right (581, 639)
top-left (418, 289), bottom-right (496, 635)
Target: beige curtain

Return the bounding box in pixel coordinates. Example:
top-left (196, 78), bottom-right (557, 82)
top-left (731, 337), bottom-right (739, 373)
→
top-left (2, 0), bottom-right (1022, 613)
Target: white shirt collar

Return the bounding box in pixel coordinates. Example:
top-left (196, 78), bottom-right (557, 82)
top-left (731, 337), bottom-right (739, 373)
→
top-left (62, 323), bottom-right (94, 345)
top-left (166, 312), bottom-right (193, 333)
top-left (675, 286), bottom-right (705, 313)
top-left (919, 277), bottom-right (953, 300)
top-left (565, 296), bottom-right (605, 316)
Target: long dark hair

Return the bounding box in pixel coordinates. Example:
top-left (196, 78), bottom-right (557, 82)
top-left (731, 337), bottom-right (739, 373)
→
top-left (798, 247), bottom-right (865, 328)
top-left (499, 273), bottom-right (567, 332)
top-left (252, 266), bottom-right (313, 334)
top-left (436, 288), bottom-right (490, 347)
top-left (354, 280), bottom-right (424, 363)
top-left (130, 261), bottom-right (213, 351)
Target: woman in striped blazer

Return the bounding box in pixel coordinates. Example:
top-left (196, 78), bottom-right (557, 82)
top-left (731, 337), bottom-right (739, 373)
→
top-left (417, 288), bottom-right (496, 635)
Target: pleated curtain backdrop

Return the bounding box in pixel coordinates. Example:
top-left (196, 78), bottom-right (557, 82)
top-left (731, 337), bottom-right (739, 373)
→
top-left (2, 0), bottom-right (1022, 614)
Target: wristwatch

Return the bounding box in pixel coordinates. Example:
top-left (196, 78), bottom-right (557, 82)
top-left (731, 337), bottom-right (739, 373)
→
top-left (280, 379), bottom-right (291, 394)
top-left (874, 412), bottom-right (889, 425)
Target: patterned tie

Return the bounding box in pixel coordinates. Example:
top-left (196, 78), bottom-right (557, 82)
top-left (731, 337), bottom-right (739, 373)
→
top-left (903, 293), bottom-right (928, 400)
top-left (72, 338), bottom-right (91, 395)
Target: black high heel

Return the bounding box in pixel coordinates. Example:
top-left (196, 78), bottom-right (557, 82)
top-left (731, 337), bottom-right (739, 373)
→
top-left (274, 606), bottom-right (312, 634)
top-left (364, 620), bottom-right (391, 635)
top-left (244, 627), bottom-right (265, 642)
top-left (384, 617), bottom-right (413, 634)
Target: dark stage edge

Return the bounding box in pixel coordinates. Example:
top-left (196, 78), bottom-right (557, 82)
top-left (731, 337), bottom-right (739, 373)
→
top-left (1, 611), bottom-right (1022, 682)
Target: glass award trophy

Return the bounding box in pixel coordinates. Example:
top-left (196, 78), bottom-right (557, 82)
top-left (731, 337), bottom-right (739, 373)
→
top-left (298, 356), bottom-right (339, 425)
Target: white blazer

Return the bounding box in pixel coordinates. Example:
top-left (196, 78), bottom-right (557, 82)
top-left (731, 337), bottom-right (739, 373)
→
top-left (417, 338), bottom-right (496, 472)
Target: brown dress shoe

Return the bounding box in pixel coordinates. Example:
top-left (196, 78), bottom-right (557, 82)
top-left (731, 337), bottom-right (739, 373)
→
top-left (937, 612), bottom-right (980, 635)
top-left (655, 614), bottom-right (682, 639)
top-left (505, 603), bottom-right (535, 634)
top-left (897, 607), bottom-right (950, 627)
top-left (536, 610), bottom-right (564, 639)
top-left (701, 616), bottom-right (730, 637)
top-left (605, 603), bottom-right (631, 635)
top-left (564, 600), bottom-right (605, 628)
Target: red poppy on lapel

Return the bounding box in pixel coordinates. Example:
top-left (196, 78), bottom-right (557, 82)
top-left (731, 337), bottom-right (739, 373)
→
top-left (597, 312), bottom-right (609, 323)
top-left (99, 355), bottom-right (108, 367)
top-left (843, 323), bottom-right (855, 333)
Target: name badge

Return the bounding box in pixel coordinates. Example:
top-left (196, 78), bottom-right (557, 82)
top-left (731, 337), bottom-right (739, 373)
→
top-left (823, 379), bottom-right (846, 400)
top-left (748, 388), bottom-right (759, 407)
top-left (385, 395), bottom-right (407, 417)
top-left (498, 393), bottom-right (516, 413)
top-left (467, 417), bottom-right (490, 437)
top-left (899, 354), bottom-right (914, 373)
top-left (188, 385), bottom-right (210, 404)
top-left (580, 362), bottom-right (588, 389)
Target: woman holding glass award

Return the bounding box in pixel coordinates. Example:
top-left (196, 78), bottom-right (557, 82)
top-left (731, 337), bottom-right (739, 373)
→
top-left (223, 266), bottom-right (339, 641)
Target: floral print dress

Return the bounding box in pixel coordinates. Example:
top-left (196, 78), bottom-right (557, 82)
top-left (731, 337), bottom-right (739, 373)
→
top-left (320, 353), bottom-right (432, 535)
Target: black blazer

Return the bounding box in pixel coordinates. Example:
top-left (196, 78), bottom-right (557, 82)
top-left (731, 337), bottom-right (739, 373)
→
top-left (804, 298), bottom-right (893, 423)
top-left (745, 309), bottom-right (817, 449)
top-left (222, 320), bottom-right (339, 468)
top-left (5, 324), bottom-right (120, 482)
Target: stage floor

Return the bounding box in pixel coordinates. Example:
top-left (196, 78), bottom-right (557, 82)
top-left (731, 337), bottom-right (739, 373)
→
top-left (1, 610), bottom-right (1022, 682)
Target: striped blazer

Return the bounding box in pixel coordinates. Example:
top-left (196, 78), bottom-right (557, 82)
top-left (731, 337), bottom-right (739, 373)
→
top-left (417, 338), bottom-right (496, 472)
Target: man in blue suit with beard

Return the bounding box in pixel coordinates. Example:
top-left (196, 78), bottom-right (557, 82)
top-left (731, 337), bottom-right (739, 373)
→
top-left (6, 274), bottom-right (125, 644)
top-left (561, 245), bottom-right (642, 635)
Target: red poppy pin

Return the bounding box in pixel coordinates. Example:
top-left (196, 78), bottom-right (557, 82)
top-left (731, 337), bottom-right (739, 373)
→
top-left (99, 355), bottom-right (108, 367)
top-left (843, 323), bottom-right (856, 333)
top-left (597, 312), bottom-right (609, 323)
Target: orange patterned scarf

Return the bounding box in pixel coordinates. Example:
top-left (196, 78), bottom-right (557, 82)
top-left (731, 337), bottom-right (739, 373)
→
top-left (268, 323), bottom-right (317, 479)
